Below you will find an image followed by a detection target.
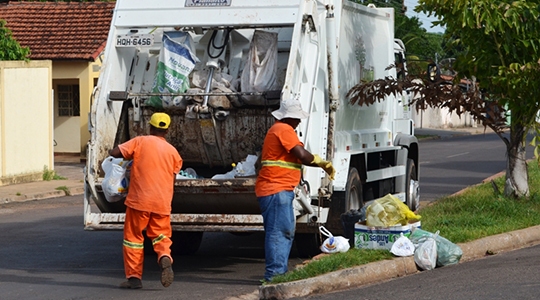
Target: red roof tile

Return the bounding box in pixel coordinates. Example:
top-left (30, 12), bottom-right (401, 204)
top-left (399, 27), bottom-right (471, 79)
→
top-left (0, 1), bottom-right (116, 61)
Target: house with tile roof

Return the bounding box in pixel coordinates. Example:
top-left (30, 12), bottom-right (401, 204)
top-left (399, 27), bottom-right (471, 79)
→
top-left (0, 1), bottom-right (116, 161)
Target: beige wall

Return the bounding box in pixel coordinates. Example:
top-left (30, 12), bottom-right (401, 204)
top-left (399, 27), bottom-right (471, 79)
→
top-left (412, 107), bottom-right (478, 129)
top-left (409, 92), bottom-right (478, 129)
top-left (0, 60), bottom-right (53, 185)
top-left (52, 60), bottom-right (101, 157)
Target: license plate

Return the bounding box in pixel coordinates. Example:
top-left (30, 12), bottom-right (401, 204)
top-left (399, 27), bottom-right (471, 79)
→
top-left (185, 0), bottom-right (231, 7)
top-left (115, 34), bottom-right (154, 47)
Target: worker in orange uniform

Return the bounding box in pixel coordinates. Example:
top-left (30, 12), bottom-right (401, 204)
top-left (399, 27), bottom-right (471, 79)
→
top-left (109, 112), bottom-right (182, 289)
top-left (255, 98), bottom-right (335, 282)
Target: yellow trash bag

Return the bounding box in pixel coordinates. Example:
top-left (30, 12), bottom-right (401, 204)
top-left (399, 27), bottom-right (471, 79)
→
top-left (366, 194), bottom-right (421, 227)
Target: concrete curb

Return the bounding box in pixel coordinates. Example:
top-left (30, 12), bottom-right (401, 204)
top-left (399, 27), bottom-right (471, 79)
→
top-left (259, 257), bottom-right (417, 299)
top-left (258, 225), bottom-right (540, 299)
top-left (458, 224), bottom-right (540, 262)
top-left (1, 186), bottom-right (85, 204)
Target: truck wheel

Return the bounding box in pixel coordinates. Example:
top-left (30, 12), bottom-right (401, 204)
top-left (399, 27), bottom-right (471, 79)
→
top-left (328, 167), bottom-right (363, 232)
top-left (405, 158), bottom-right (420, 211)
top-left (294, 233), bottom-right (322, 258)
top-left (344, 167), bottom-right (363, 211)
top-left (171, 231), bottom-right (204, 255)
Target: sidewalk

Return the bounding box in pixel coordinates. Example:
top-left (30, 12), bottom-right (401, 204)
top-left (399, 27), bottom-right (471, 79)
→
top-left (414, 125), bottom-right (493, 139)
top-left (0, 155), bottom-right (85, 204)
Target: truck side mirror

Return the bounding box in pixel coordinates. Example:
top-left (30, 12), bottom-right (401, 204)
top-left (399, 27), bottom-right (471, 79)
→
top-left (427, 63), bottom-right (440, 82)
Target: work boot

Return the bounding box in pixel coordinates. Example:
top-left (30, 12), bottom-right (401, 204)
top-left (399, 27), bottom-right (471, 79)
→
top-left (119, 277), bottom-right (142, 289)
top-left (159, 256), bottom-right (174, 287)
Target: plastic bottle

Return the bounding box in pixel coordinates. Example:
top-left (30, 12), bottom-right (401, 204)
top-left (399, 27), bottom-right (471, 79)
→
top-left (184, 168), bottom-right (198, 178)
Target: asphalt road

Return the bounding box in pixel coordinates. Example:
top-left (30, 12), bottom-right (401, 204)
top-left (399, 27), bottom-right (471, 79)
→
top-left (419, 131), bottom-right (534, 201)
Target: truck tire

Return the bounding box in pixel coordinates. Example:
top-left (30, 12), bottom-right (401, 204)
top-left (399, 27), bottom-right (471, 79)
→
top-left (294, 233), bottom-right (322, 258)
top-left (171, 231), bottom-right (204, 255)
top-left (405, 158), bottom-right (420, 211)
top-left (328, 167), bottom-right (363, 232)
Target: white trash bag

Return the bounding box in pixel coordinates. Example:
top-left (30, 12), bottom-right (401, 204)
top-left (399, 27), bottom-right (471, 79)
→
top-left (240, 30), bottom-right (278, 105)
top-left (319, 226), bottom-right (350, 254)
top-left (414, 232), bottom-right (438, 270)
top-left (390, 233), bottom-right (415, 257)
top-left (101, 156), bottom-right (131, 203)
top-left (211, 154), bottom-right (258, 179)
top-left (234, 154), bottom-right (258, 177)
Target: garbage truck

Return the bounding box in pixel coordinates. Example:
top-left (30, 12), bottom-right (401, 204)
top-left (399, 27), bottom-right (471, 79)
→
top-left (84, 0), bottom-right (420, 257)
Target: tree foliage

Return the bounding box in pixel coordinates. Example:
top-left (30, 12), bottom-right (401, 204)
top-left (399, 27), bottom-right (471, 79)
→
top-left (0, 19), bottom-right (30, 61)
top-left (419, 0), bottom-right (540, 197)
top-left (395, 14), bottom-right (444, 62)
top-left (418, 1), bottom-right (540, 107)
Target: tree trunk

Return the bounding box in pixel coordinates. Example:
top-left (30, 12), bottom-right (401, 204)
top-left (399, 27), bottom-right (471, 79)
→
top-left (504, 123), bottom-right (529, 197)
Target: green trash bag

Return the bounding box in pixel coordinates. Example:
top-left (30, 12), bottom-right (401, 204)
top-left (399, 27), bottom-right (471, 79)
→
top-left (409, 227), bottom-right (463, 267)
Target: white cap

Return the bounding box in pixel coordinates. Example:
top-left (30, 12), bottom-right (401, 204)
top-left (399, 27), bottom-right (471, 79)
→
top-left (271, 98), bottom-right (309, 120)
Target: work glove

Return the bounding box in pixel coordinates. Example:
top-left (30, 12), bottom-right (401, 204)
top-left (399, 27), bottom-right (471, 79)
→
top-left (312, 154), bottom-right (336, 180)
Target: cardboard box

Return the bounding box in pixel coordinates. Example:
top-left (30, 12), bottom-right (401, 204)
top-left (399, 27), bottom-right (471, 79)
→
top-left (354, 221), bottom-right (421, 250)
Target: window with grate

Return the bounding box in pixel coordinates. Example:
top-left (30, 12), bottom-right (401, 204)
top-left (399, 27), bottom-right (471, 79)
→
top-left (58, 85), bottom-right (80, 117)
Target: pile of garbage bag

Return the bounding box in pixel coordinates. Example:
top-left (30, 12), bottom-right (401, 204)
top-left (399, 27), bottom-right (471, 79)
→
top-left (174, 154), bottom-right (258, 180)
top-left (340, 194), bottom-right (461, 269)
top-left (390, 227), bottom-right (463, 270)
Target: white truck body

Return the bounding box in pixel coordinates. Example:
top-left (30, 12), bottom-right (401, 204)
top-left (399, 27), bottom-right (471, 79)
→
top-left (84, 0), bottom-right (419, 255)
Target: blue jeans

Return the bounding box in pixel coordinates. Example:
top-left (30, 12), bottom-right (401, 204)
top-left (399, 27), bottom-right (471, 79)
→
top-left (258, 190), bottom-right (295, 281)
